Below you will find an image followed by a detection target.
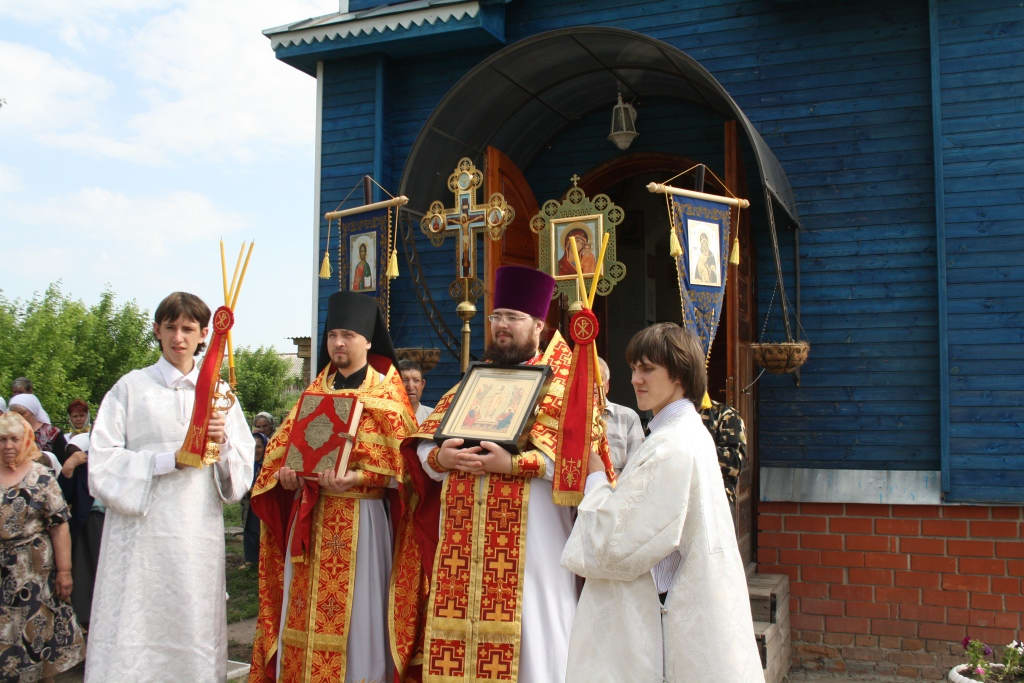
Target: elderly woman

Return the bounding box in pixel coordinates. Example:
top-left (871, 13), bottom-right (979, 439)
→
top-left (8, 395), bottom-right (67, 470)
top-left (561, 323), bottom-right (763, 682)
top-left (0, 412), bottom-right (85, 680)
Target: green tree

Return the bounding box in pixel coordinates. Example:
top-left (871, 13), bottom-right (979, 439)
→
top-left (222, 346), bottom-right (299, 423)
top-left (0, 284), bottom-right (158, 428)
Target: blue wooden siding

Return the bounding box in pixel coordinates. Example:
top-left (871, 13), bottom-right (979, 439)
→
top-left (316, 60), bottom-right (378, 355)
top-left (937, 0), bottom-right (1024, 502)
top-left (297, 0), bottom-right (1023, 499)
top-left (385, 49), bottom-right (494, 401)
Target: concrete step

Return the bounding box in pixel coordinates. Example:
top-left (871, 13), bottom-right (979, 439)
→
top-left (748, 572), bottom-right (789, 624)
top-left (755, 620), bottom-right (791, 683)
top-left (749, 573), bottom-right (791, 683)
top-left (226, 659), bottom-right (251, 681)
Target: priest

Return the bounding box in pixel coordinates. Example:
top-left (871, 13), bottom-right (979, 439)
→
top-left (249, 291), bottom-right (416, 682)
top-left (409, 265), bottom-right (589, 682)
top-left (87, 292), bottom-right (255, 681)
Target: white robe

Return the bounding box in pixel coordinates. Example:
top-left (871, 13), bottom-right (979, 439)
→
top-left (561, 401), bottom-right (763, 683)
top-left (86, 357), bottom-right (254, 682)
top-left (418, 442), bottom-right (577, 682)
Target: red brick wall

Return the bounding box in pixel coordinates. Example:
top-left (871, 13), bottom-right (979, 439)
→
top-left (758, 502), bottom-right (1024, 680)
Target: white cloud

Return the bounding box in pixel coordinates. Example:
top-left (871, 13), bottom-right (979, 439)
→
top-left (0, 2), bottom-right (326, 350)
top-left (10, 187), bottom-right (245, 253)
top-left (2, 1), bottom-right (324, 164)
top-left (120, 1), bottom-right (323, 160)
top-left (0, 0), bottom-right (168, 49)
top-left (0, 163), bottom-right (24, 193)
top-left (0, 41), bottom-right (113, 130)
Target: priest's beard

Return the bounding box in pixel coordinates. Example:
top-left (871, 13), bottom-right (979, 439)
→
top-left (482, 338), bottom-right (537, 367)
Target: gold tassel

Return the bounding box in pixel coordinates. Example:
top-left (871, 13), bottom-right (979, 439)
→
top-left (730, 237), bottom-right (740, 265)
top-left (386, 248), bottom-right (399, 279)
top-left (669, 227), bottom-right (683, 257)
top-left (701, 389), bottom-right (712, 410)
top-left (319, 219), bottom-right (332, 280)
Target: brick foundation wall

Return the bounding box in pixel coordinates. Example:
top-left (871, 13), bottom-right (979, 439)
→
top-left (757, 502), bottom-right (1024, 680)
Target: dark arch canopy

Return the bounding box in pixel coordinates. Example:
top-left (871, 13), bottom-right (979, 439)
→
top-left (398, 25), bottom-right (801, 230)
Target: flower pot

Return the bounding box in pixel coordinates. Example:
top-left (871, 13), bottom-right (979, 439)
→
top-left (950, 664), bottom-right (981, 682)
top-left (749, 341), bottom-right (810, 374)
top-left (950, 663), bottom-right (1023, 682)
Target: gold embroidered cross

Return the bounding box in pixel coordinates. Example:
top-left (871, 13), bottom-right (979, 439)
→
top-left (479, 650), bottom-right (509, 678)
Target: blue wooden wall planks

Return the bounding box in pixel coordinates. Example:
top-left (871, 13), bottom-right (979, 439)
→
top-left (937, 0), bottom-right (1024, 501)
top-left (297, 0), bottom-right (1024, 500)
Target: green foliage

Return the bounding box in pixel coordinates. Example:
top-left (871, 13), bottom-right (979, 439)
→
top-left (0, 284), bottom-right (158, 427)
top-left (223, 503), bottom-right (259, 624)
top-left (222, 346), bottom-right (299, 422)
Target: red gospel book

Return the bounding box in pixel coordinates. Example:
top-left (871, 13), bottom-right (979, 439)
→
top-left (283, 391), bottom-right (364, 479)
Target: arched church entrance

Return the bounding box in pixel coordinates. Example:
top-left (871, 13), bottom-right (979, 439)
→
top-left (399, 26), bottom-right (803, 570)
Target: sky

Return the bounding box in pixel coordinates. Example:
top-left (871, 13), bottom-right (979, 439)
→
top-left (1, 0), bottom-right (335, 352)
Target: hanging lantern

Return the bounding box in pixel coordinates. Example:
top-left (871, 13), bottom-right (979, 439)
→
top-left (607, 91), bottom-right (638, 151)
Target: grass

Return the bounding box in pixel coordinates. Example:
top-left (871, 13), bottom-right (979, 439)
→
top-left (224, 502), bottom-right (259, 622)
top-left (224, 501), bottom-right (259, 664)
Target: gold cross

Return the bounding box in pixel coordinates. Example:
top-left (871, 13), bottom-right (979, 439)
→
top-left (489, 549), bottom-right (514, 578)
top-left (479, 650), bottom-right (508, 678)
top-left (420, 157), bottom-right (515, 297)
top-left (437, 599), bottom-right (463, 619)
top-left (442, 551), bottom-right (468, 575)
top-left (434, 647), bottom-right (462, 676)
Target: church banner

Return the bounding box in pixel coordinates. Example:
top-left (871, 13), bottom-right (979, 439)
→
top-left (669, 195), bottom-right (732, 359)
top-left (339, 207), bottom-right (389, 296)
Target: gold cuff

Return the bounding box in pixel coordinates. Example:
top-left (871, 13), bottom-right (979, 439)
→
top-left (511, 450), bottom-right (545, 478)
top-left (426, 446), bottom-right (449, 473)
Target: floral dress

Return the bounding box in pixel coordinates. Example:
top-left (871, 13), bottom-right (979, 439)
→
top-left (0, 462), bottom-right (84, 680)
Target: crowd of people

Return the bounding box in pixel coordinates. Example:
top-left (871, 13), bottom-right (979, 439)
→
top-left (0, 265), bottom-right (758, 682)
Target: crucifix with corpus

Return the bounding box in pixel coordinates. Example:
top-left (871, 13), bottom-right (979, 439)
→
top-left (421, 157), bottom-right (514, 291)
top-left (421, 157), bottom-right (515, 371)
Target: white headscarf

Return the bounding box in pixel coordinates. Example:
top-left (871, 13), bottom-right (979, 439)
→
top-left (68, 432), bottom-right (90, 453)
top-left (8, 393), bottom-right (52, 425)
top-left (0, 396), bottom-right (6, 413)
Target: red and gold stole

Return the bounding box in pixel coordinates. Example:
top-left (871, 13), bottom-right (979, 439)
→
top-left (249, 359), bottom-right (414, 683)
top-left (413, 333), bottom-right (572, 682)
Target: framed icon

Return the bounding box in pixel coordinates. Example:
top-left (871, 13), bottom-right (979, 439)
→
top-left (686, 219), bottom-right (721, 287)
top-left (434, 363), bottom-right (551, 453)
top-left (349, 231), bottom-right (377, 292)
top-left (551, 214), bottom-right (603, 281)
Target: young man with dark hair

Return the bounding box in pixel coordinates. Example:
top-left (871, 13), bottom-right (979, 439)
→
top-left (562, 322), bottom-right (763, 682)
top-left (87, 291), bottom-right (254, 681)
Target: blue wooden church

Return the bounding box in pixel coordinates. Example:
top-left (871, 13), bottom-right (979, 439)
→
top-left (265, 0), bottom-right (1023, 678)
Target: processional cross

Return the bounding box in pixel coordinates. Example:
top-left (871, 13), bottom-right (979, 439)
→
top-left (421, 157), bottom-right (515, 371)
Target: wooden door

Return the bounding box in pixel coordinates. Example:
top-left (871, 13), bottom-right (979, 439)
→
top-left (484, 146), bottom-right (540, 331)
top-left (725, 120), bottom-right (758, 570)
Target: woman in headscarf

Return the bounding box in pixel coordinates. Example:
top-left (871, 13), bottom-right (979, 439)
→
top-left (0, 412), bottom-right (85, 680)
top-left (66, 399), bottom-right (91, 436)
top-left (8, 394), bottom-right (68, 468)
